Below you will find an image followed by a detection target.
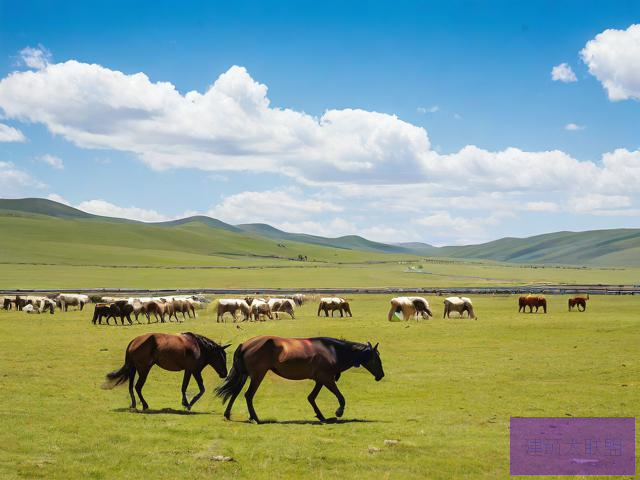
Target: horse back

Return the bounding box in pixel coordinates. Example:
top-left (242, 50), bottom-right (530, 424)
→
top-left (241, 336), bottom-right (335, 375)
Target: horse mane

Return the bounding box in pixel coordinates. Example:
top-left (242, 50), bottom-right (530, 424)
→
top-left (315, 336), bottom-right (368, 351)
top-left (182, 332), bottom-right (221, 353)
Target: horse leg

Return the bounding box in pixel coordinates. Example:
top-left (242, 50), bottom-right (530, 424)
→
top-left (181, 371), bottom-right (191, 409)
top-left (323, 379), bottom-right (346, 418)
top-left (307, 381), bottom-right (326, 422)
top-left (245, 371), bottom-right (266, 423)
top-left (223, 371), bottom-right (248, 420)
top-left (135, 368), bottom-right (150, 410)
top-left (128, 368), bottom-right (137, 409)
top-left (188, 370), bottom-right (206, 409)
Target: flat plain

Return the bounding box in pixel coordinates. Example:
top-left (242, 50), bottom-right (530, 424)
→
top-left (1, 294), bottom-right (638, 479)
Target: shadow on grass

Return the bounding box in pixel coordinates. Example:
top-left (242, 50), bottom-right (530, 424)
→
top-left (112, 407), bottom-right (210, 415)
top-left (231, 417), bottom-right (381, 425)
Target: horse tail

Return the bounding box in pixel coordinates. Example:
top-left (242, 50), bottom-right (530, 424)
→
top-left (102, 341), bottom-right (135, 389)
top-left (215, 344), bottom-right (248, 403)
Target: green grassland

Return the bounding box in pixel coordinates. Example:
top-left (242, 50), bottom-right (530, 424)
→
top-left (0, 213), bottom-right (413, 266)
top-left (0, 295), bottom-right (638, 479)
top-left (1, 212), bottom-right (640, 289)
top-left (2, 261), bottom-right (639, 290)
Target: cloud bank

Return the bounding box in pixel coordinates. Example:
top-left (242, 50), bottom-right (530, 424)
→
top-left (0, 45), bottom-right (639, 243)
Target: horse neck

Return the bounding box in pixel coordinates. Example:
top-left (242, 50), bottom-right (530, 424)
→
top-left (326, 339), bottom-right (365, 371)
top-left (186, 333), bottom-right (216, 365)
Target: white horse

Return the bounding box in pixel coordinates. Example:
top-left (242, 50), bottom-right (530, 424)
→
top-left (317, 297), bottom-right (352, 317)
top-left (268, 298), bottom-right (296, 319)
top-left (388, 296), bottom-right (433, 321)
top-left (216, 299), bottom-right (251, 322)
top-left (443, 297), bottom-right (476, 319)
top-left (56, 293), bottom-right (90, 311)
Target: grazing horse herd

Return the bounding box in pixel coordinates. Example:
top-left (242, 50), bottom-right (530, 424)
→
top-left (1, 292), bottom-right (590, 322)
top-left (2, 290), bottom-right (593, 422)
top-left (93, 296), bottom-right (203, 325)
top-left (518, 294), bottom-right (589, 314)
top-left (216, 296), bottom-right (302, 322)
top-left (98, 292), bottom-right (593, 421)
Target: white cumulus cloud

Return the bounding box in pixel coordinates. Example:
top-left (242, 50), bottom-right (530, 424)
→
top-left (17, 45), bottom-right (52, 70)
top-left (0, 123), bottom-right (26, 142)
top-left (207, 188), bottom-right (342, 225)
top-left (38, 154), bottom-right (64, 169)
top-left (1, 55), bottom-right (640, 244)
top-left (76, 199), bottom-right (170, 222)
top-left (0, 161), bottom-right (45, 194)
top-left (47, 193), bottom-right (70, 205)
top-left (564, 123), bottom-right (585, 131)
top-left (551, 63), bottom-right (577, 82)
top-left (581, 24), bottom-right (640, 101)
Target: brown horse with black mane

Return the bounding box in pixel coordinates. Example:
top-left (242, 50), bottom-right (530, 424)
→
top-left (518, 295), bottom-right (547, 313)
top-left (104, 332), bottom-right (230, 410)
top-left (568, 295), bottom-right (589, 311)
top-left (215, 336), bottom-right (384, 423)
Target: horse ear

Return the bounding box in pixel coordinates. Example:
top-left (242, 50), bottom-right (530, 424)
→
top-left (373, 342), bottom-right (379, 351)
top-left (222, 344), bottom-right (231, 350)
top-left (367, 341), bottom-right (372, 349)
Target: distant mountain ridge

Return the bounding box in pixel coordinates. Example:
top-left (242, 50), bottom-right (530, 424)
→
top-left (236, 223), bottom-right (406, 253)
top-left (1, 197), bottom-right (639, 266)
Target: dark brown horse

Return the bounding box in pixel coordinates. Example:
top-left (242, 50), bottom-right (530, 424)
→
top-left (568, 295), bottom-right (589, 311)
top-left (215, 336), bottom-right (384, 423)
top-left (104, 332), bottom-right (230, 410)
top-left (518, 296), bottom-right (547, 313)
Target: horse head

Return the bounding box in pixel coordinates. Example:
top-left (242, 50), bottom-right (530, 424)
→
top-left (356, 342), bottom-right (384, 381)
top-left (209, 343), bottom-right (231, 379)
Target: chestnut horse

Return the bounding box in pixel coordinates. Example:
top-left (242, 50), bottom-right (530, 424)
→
top-left (215, 336), bottom-right (384, 423)
top-left (518, 296), bottom-right (547, 313)
top-left (568, 295), bottom-right (589, 311)
top-left (104, 332), bottom-right (230, 410)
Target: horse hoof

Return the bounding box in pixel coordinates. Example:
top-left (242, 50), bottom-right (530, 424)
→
top-left (336, 409), bottom-right (344, 418)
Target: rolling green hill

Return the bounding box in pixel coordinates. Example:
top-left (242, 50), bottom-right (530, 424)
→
top-left (436, 229), bottom-right (640, 266)
top-left (0, 203), bottom-right (414, 268)
top-left (1, 197), bottom-right (639, 267)
top-left (158, 215), bottom-right (242, 233)
top-left (0, 197), bottom-right (96, 219)
top-left (237, 223), bottom-right (407, 253)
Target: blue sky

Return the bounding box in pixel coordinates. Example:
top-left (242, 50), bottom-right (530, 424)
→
top-left (0, 1), bottom-right (639, 244)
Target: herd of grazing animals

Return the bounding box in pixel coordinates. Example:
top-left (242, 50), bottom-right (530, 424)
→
top-left (93, 296), bottom-right (202, 325)
top-left (1, 293), bottom-right (590, 321)
top-left (1, 289), bottom-right (593, 421)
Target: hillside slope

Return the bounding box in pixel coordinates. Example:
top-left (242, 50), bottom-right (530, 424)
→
top-left (237, 223), bottom-right (407, 253)
top-left (0, 213), bottom-right (413, 267)
top-left (1, 198), bottom-right (639, 266)
top-left (436, 229), bottom-right (640, 266)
